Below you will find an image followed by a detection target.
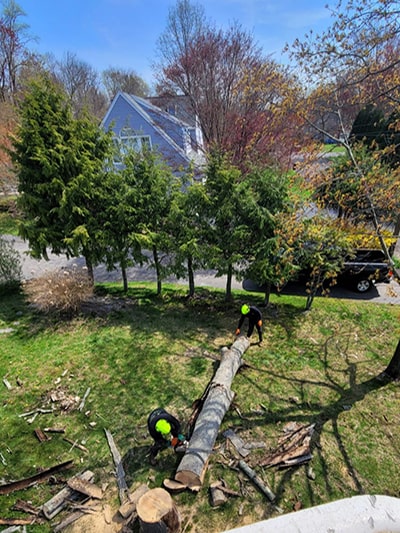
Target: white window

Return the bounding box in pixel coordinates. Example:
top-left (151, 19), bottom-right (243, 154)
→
top-left (113, 128), bottom-right (152, 163)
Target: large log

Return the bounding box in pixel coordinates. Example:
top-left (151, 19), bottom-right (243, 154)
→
top-left (174, 336), bottom-right (250, 489)
top-left (137, 487), bottom-right (180, 533)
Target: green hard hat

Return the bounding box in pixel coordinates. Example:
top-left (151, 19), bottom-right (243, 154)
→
top-left (155, 419), bottom-right (171, 435)
top-left (241, 304), bottom-right (250, 315)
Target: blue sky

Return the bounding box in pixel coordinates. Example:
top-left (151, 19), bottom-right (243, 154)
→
top-left (17, 0), bottom-right (333, 89)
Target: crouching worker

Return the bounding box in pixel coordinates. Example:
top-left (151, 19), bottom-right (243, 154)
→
top-left (147, 408), bottom-right (188, 465)
top-left (235, 304), bottom-right (263, 345)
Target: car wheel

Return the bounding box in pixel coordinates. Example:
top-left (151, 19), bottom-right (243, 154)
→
top-left (355, 278), bottom-right (372, 292)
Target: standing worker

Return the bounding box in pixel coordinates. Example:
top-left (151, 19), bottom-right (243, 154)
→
top-left (147, 408), bottom-right (187, 464)
top-left (235, 304), bottom-right (263, 344)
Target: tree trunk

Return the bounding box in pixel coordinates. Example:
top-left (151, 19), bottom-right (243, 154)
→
top-left (153, 246), bottom-right (162, 296)
top-left (137, 488), bottom-right (180, 533)
top-left (225, 262), bottom-right (233, 301)
top-left (389, 214), bottom-right (400, 256)
top-left (84, 255), bottom-right (94, 285)
top-left (174, 336), bottom-right (250, 489)
top-left (263, 282), bottom-right (271, 306)
top-left (122, 265), bottom-right (128, 293)
top-left (384, 338), bottom-right (400, 380)
top-left (187, 255), bottom-right (195, 297)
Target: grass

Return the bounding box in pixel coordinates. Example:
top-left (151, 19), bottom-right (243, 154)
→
top-left (1, 281), bottom-right (400, 531)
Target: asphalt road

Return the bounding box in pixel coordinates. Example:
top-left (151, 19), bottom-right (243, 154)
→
top-left (4, 234), bottom-right (400, 305)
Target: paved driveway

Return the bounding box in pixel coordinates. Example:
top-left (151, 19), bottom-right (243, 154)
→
top-left (5, 235), bottom-right (400, 304)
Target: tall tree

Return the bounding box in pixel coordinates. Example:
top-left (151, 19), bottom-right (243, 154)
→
top-left (155, 0), bottom-right (206, 86)
top-left (156, 0), bottom-right (299, 169)
top-left (290, 0), bottom-right (400, 259)
top-left (11, 74), bottom-right (112, 280)
top-left (0, 0), bottom-right (31, 102)
top-left (0, 99), bottom-right (16, 192)
top-left (167, 176), bottom-right (208, 297)
top-left (120, 148), bottom-right (176, 296)
top-left (102, 67), bottom-right (150, 101)
top-left (55, 51), bottom-right (107, 119)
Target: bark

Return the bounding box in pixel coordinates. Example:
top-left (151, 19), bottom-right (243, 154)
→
top-left (137, 488), bottom-right (180, 533)
top-left (153, 246), bottom-right (162, 296)
top-left (263, 282), bottom-right (271, 306)
top-left (42, 470), bottom-right (94, 519)
top-left (122, 265), bottom-right (128, 292)
top-left (384, 338), bottom-right (400, 380)
top-left (187, 254), bottom-right (195, 297)
top-left (67, 477), bottom-right (103, 499)
top-left (104, 428), bottom-right (129, 504)
top-left (389, 215), bottom-right (400, 256)
top-left (238, 460), bottom-right (276, 502)
top-left (84, 255), bottom-right (94, 285)
top-left (174, 336), bottom-right (250, 489)
top-left (0, 460), bottom-right (73, 496)
top-left (225, 262), bottom-right (233, 301)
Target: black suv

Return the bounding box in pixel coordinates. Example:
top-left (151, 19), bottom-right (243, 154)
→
top-left (337, 248), bottom-right (393, 292)
top-left (243, 249), bottom-right (393, 295)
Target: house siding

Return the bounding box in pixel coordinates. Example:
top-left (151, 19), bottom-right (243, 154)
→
top-left (102, 93), bottom-right (193, 172)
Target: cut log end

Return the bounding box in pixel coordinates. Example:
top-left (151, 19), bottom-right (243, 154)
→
top-left (174, 470), bottom-right (201, 491)
top-left (163, 478), bottom-right (187, 493)
top-left (137, 488), bottom-right (180, 533)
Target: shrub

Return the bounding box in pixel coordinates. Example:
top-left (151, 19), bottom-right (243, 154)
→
top-left (0, 236), bottom-right (22, 293)
top-left (23, 267), bottom-right (93, 314)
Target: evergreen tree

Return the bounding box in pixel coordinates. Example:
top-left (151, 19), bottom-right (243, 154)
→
top-left (350, 104), bottom-right (386, 146)
top-left (168, 177), bottom-right (208, 297)
top-left (120, 149), bottom-right (177, 296)
top-left (11, 74), bottom-right (112, 280)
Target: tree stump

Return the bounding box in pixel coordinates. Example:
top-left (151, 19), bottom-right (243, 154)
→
top-left (137, 488), bottom-right (180, 533)
top-left (174, 336), bottom-right (250, 489)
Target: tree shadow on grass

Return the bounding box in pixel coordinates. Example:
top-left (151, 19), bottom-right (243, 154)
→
top-left (231, 336), bottom-right (394, 507)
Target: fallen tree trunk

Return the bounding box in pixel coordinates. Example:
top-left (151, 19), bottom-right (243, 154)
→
top-left (174, 336), bottom-right (250, 489)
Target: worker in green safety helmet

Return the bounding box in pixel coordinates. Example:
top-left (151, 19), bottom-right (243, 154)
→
top-left (147, 408), bottom-right (187, 464)
top-left (235, 304), bottom-right (263, 344)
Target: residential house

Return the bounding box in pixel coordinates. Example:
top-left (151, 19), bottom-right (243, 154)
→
top-left (101, 92), bottom-right (205, 177)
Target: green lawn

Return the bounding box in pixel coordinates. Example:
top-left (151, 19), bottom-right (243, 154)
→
top-left (1, 282), bottom-right (399, 531)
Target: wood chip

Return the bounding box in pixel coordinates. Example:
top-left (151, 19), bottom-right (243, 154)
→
top-left (11, 499), bottom-right (39, 515)
top-left (3, 378), bottom-right (12, 390)
top-left (63, 438), bottom-right (89, 453)
top-left (34, 428), bottom-right (50, 442)
top-left (223, 429), bottom-right (251, 457)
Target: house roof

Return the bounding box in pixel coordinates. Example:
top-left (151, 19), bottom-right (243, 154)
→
top-left (102, 92), bottom-right (205, 170)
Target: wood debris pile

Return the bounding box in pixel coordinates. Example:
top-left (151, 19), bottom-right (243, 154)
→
top-left (45, 387), bottom-right (81, 413)
top-left (258, 422), bottom-right (315, 469)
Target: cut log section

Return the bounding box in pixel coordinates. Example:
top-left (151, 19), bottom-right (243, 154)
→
top-left (162, 479), bottom-right (187, 494)
top-left (209, 481), bottom-right (227, 507)
top-left (137, 488), bottom-right (180, 533)
top-left (174, 336), bottom-right (250, 489)
top-left (118, 484), bottom-right (150, 519)
top-left (67, 477), bottom-right (103, 499)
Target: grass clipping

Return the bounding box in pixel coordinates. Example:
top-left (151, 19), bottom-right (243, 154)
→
top-left (24, 267), bottom-right (93, 314)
